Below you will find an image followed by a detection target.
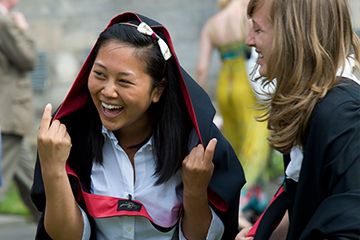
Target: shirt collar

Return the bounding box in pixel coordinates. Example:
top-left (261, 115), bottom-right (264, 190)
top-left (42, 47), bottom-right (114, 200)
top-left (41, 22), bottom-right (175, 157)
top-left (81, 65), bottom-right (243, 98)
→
top-left (336, 55), bottom-right (360, 85)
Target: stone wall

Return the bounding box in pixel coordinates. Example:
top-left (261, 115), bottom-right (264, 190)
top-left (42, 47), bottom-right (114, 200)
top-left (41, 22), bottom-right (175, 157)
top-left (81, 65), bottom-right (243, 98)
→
top-left (16, 0), bottom-right (220, 113)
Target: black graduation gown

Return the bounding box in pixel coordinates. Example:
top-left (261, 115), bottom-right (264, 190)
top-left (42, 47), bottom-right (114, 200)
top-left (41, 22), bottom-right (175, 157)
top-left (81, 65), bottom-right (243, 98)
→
top-left (287, 78), bottom-right (360, 239)
top-left (250, 78), bottom-right (360, 240)
top-left (31, 12), bottom-right (246, 240)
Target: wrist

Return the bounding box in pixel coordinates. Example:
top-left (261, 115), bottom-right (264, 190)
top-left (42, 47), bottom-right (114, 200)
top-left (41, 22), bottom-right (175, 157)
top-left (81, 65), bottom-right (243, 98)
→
top-left (41, 165), bottom-right (68, 180)
top-left (183, 188), bottom-right (208, 201)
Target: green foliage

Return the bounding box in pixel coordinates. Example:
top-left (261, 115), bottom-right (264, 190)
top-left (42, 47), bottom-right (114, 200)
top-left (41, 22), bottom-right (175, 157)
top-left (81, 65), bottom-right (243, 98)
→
top-left (267, 150), bottom-right (284, 180)
top-left (0, 183), bottom-right (30, 216)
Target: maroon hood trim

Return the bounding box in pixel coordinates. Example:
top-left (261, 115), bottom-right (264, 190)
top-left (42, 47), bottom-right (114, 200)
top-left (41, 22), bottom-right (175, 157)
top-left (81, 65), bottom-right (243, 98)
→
top-left (54, 12), bottom-right (203, 144)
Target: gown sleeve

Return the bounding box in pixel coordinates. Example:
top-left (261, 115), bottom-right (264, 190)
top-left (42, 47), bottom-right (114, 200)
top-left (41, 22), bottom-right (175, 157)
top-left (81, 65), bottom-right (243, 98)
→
top-left (301, 89), bottom-right (360, 239)
top-left (178, 206), bottom-right (224, 240)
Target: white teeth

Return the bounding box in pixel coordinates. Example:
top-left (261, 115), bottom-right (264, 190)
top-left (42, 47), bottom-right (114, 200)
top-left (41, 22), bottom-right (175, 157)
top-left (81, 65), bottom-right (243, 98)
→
top-left (101, 102), bottom-right (122, 110)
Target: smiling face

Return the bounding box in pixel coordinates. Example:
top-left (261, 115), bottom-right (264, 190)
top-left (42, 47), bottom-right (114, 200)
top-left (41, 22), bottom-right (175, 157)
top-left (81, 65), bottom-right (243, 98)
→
top-left (246, 0), bottom-right (274, 76)
top-left (88, 40), bottom-right (163, 138)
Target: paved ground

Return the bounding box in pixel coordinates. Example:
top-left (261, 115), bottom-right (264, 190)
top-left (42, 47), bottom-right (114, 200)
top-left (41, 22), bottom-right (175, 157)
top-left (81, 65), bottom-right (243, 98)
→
top-left (0, 215), bottom-right (36, 239)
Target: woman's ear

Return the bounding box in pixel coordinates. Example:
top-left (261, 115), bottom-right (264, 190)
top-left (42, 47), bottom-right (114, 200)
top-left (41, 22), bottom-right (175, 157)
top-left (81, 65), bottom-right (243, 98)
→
top-left (151, 78), bottom-right (166, 103)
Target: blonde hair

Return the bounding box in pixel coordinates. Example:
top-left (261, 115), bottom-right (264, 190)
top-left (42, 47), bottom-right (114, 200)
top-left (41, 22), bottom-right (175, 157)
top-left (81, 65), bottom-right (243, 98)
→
top-left (249, 0), bottom-right (360, 153)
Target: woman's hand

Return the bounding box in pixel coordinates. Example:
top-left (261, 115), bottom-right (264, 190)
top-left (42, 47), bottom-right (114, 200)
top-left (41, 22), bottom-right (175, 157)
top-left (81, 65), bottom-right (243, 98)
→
top-left (37, 104), bottom-right (72, 176)
top-left (38, 104), bottom-right (83, 240)
top-left (235, 227), bottom-right (253, 240)
top-left (181, 138), bottom-right (218, 239)
top-left (11, 11), bottom-right (29, 31)
top-left (182, 138), bottom-right (217, 196)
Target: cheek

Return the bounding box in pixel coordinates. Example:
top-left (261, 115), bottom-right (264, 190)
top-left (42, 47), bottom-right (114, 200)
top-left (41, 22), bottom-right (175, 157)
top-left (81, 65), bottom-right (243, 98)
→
top-left (87, 79), bottom-right (103, 106)
top-left (88, 75), bottom-right (93, 89)
top-left (88, 76), bottom-right (99, 95)
top-left (265, 36), bottom-right (274, 51)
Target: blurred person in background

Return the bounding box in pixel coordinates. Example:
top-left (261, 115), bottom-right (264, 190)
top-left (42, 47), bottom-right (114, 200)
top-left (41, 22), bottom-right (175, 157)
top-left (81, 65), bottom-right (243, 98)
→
top-left (196, 0), bottom-right (271, 228)
top-left (0, 0), bottom-right (38, 220)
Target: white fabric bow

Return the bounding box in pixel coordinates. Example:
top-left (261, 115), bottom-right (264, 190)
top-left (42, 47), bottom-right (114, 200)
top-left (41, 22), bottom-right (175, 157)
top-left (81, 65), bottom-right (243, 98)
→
top-left (137, 22), bottom-right (172, 60)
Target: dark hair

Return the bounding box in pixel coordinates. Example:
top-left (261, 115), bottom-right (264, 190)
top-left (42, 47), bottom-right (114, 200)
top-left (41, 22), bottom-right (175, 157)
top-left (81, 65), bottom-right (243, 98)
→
top-left (89, 22), bottom-right (192, 184)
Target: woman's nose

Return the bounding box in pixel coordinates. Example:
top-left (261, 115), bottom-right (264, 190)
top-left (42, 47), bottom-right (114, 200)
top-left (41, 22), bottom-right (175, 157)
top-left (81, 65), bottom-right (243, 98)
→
top-left (246, 30), bottom-right (255, 47)
top-left (101, 82), bottom-right (118, 98)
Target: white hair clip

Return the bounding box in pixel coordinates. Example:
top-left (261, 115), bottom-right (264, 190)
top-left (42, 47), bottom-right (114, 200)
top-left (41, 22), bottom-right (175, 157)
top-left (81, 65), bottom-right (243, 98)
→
top-left (137, 22), bottom-right (172, 60)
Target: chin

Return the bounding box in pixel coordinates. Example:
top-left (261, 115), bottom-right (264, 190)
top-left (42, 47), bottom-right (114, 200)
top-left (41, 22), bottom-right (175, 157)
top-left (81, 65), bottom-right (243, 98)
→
top-left (100, 119), bottom-right (121, 131)
top-left (259, 66), bottom-right (268, 77)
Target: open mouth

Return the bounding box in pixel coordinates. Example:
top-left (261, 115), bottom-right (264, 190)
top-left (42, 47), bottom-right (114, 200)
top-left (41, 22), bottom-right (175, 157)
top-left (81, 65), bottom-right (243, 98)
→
top-left (256, 50), bottom-right (264, 65)
top-left (101, 101), bottom-right (123, 118)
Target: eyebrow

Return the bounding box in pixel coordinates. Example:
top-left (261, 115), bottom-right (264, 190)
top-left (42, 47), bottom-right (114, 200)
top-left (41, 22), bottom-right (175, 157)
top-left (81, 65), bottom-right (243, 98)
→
top-left (252, 19), bottom-right (260, 27)
top-left (93, 62), bottom-right (104, 67)
top-left (93, 62), bottom-right (134, 77)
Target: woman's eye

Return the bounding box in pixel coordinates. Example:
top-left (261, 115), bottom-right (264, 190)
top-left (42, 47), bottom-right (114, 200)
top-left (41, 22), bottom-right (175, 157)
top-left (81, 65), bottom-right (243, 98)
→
top-left (118, 79), bottom-right (132, 85)
top-left (94, 71), bottom-right (106, 78)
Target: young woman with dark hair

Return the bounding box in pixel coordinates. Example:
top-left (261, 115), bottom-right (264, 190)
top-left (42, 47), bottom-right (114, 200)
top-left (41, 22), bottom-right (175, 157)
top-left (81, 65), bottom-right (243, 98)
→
top-left (31, 12), bottom-right (245, 240)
